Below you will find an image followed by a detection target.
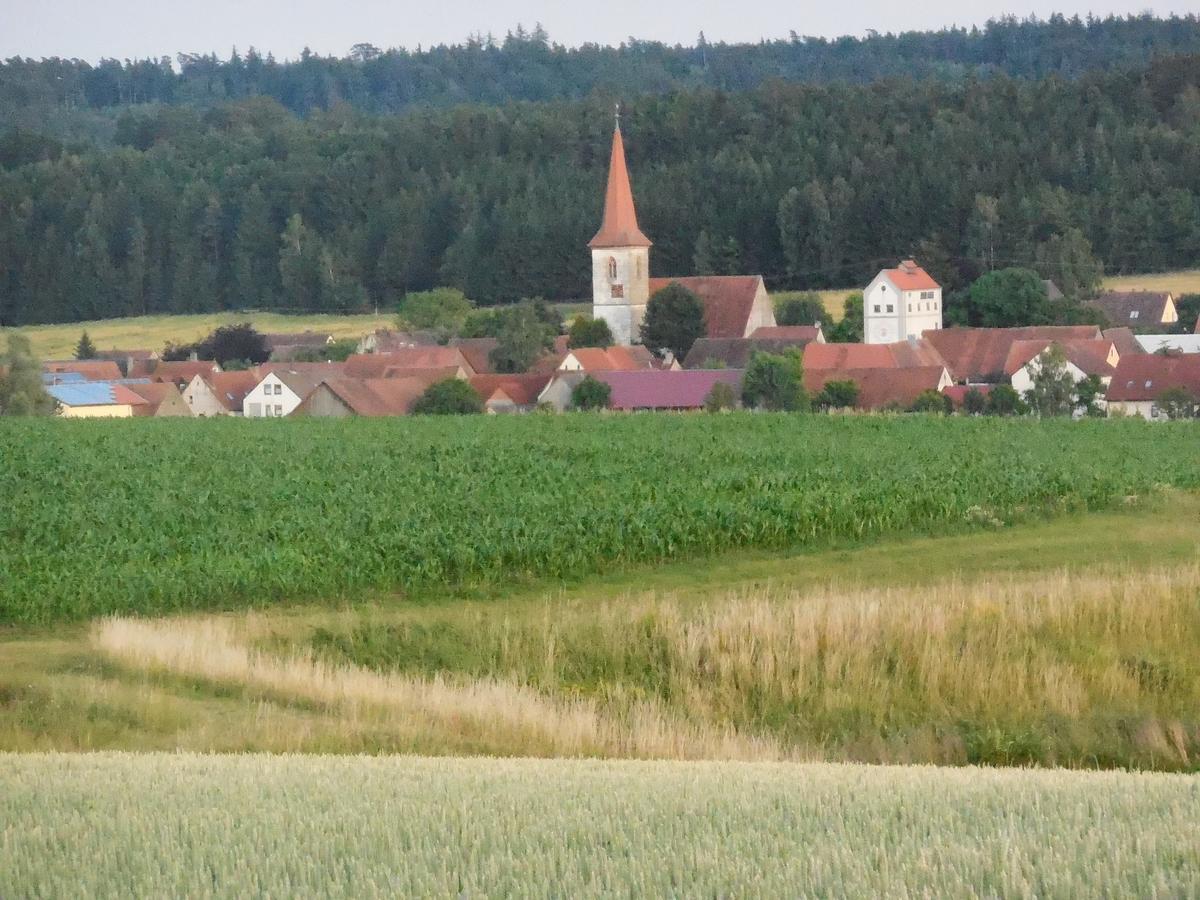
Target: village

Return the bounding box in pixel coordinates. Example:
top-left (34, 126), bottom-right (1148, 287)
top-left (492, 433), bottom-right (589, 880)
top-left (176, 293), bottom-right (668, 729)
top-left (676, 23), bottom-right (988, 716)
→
top-left (29, 123), bottom-right (1200, 422)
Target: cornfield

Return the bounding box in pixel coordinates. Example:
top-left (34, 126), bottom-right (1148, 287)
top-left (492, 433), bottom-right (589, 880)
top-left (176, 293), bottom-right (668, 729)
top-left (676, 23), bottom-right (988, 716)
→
top-left (2, 415), bottom-right (1197, 623)
top-left (2, 753), bottom-right (1198, 897)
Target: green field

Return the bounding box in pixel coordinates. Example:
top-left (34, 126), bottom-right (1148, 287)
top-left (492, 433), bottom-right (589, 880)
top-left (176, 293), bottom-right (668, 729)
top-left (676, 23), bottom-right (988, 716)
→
top-left (2, 753), bottom-right (1197, 897)
top-left (3, 415), bottom-right (1199, 624)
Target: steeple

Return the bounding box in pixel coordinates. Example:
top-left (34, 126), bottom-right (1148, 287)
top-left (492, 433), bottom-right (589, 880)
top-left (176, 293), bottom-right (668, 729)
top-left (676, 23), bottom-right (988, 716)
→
top-left (589, 122), bottom-right (652, 249)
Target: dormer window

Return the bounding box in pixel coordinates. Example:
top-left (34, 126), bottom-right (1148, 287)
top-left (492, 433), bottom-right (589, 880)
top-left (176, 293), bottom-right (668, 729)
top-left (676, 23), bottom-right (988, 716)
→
top-left (607, 257), bottom-right (618, 280)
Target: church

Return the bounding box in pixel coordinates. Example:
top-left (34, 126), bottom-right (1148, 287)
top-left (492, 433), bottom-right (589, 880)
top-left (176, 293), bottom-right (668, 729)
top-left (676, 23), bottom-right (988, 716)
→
top-left (590, 123), bottom-right (776, 346)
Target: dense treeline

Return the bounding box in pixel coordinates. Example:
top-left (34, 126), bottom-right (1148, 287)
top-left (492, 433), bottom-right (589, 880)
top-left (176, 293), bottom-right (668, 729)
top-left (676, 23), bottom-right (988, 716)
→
top-left (3, 54), bottom-right (1200, 325)
top-left (5, 15), bottom-right (1200, 132)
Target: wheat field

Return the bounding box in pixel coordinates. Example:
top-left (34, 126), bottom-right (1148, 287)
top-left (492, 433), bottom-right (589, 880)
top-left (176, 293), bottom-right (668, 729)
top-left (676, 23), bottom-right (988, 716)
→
top-left (2, 753), bottom-right (1197, 897)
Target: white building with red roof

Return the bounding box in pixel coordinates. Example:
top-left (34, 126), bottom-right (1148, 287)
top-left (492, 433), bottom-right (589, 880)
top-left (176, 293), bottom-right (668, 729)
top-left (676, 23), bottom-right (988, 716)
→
top-left (589, 119), bottom-right (774, 346)
top-left (863, 260), bottom-right (943, 344)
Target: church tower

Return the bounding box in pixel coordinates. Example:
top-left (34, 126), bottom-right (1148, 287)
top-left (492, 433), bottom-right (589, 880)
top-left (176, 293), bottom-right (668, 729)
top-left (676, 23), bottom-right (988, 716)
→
top-left (590, 119), bottom-right (651, 345)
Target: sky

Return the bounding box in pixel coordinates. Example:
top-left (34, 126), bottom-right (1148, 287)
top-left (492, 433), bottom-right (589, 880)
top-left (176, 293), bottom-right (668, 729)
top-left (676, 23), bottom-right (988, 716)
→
top-left (0, 0), bottom-right (1192, 62)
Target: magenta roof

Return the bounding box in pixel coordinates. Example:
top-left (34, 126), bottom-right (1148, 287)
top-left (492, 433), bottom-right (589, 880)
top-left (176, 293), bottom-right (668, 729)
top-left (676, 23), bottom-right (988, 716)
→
top-left (595, 369), bottom-right (743, 410)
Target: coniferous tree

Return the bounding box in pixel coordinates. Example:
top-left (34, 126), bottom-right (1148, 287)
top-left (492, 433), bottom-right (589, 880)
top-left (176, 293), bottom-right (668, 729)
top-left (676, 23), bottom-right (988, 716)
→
top-left (74, 331), bottom-right (97, 359)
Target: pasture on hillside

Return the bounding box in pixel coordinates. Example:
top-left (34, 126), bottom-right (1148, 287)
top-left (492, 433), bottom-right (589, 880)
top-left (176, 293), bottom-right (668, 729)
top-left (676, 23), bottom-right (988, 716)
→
top-left (2, 415), bottom-right (1199, 625)
top-left (3, 754), bottom-right (1198, 897)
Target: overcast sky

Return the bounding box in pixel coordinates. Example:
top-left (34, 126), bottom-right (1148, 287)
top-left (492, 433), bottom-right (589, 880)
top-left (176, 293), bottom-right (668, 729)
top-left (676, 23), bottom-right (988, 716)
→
top-left (1, 1), bottom-right (1191, 62)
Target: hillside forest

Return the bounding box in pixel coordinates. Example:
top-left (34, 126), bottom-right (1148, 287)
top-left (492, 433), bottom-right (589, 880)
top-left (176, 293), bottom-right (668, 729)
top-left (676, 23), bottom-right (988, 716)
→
top-left (3, 18), bottom-right (1200, 325)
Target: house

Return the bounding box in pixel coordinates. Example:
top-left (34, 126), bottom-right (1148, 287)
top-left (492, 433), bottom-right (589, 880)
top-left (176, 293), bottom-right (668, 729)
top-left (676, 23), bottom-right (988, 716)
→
top-left (126, 382), bottom-right (193, 417)
top-left (344, 348), bottom-right (474, 379)
top-left (1086, 291), bottom-right (1178, 330)
top-left (244, 368), bottom-right (332, 417)
top-left (182, 370), bottom-right (262, 416)
top-left (43, 360), bottom-right (124, 382)
top-left (802, 338), bottom-right (947, 371)
top-left (593, 369), bottom-right (745, 411)
top-left (684, 329), bottom-right (825, 369)
top-left (1135, 334), bottom-right (1200, 354)
top-left (589, 121), bottom-right (775, 344)
top-left (803, 366), bottom-right (953, 411)
top-left (1106, 354), bottom-right (1200, 419)
top-left (1102, 327), bottom-right (1143, 358)
top-left (292, 376), bottom-right (444, 417)
top-left (93, 349), bottom-right (159, 377)
top-left (468, 374), bottom-right (553, 413)
top-left (45, 382), bottom-right (150, 418)
top-left (355, 329), bottom-right (442, 354)
top-left (1004, 340), bottom-right (1120, 397)
top-left (922, 326), bottom-right (1101, 383)
top-left (150, 360), bottom-right (223, 387)
top-left (556, 346), bottom-right (658, 372)
top-left (448, 338), bottom-right (500, 375)
top-left (863, 260), bottom-right (943, 344)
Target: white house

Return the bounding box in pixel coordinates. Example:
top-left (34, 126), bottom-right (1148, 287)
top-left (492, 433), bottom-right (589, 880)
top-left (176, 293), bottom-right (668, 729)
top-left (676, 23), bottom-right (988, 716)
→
top-left (863, 260), bottom-right (942, 344)
top-left (1006, 340), bottom-right (1120, 396)
top-left (244, 369), bottom-right (325, 418)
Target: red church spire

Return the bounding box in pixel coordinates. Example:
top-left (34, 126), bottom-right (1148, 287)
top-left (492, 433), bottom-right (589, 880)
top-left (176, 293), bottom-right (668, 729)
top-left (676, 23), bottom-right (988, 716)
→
top-left (588, 121), bottom-right (652, 249)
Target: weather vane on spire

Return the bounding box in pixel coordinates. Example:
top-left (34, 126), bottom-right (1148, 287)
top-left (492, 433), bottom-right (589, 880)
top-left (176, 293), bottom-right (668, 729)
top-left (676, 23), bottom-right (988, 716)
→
top-left (615, 102), bottom-right (621, 130)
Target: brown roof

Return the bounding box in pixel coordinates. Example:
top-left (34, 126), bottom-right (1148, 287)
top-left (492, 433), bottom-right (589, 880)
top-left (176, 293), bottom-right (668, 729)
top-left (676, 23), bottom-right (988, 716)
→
top-left (1106, 354), bottom-right (1200, 402)
top-left (449, 338), bottom-right (499, 375)
top-left (881, 259), bottom-right (939, 291)
top-left (1087, 292), bottom-right (1175, 327)
top-left (43, 360), bottom-right (123, 381)
top-left (923, 326), bottom-right (1101, 382)
top-left (1102, 328), bottom-right (1144, 357)
top-left (301, 376), bottom-right (434, 416)
top-left (648, 275), bottom-right (765, 340)
top-left (151, 360), bottom-right (222, 385)
top-left (125, 382), bottom-right (182, 414)
top-left (259, 361), bottom-right (346, 377)
top-left (595, 369), bottom-right (745, 410)
top-left (943, 384), bottom-right (995, 408)
top-left (804, 366), bottom-right (948, 410)
top-left (205, 370), bottom-right (262, 413)
top-left (262, 331), bottom-right (332, 351)
top-left (588, 126), bottom-right (651, 249)
top-left (344, 348), bottom-right (472, 379)
top-left (751, 326), bottom-right (822, 341)
top-left (803, 343), bottom-right (899, 370)
top-left (1002, 340), bottom-right (1117, 377)
top-left (469, 374), bottom-right (552, 407)
top-left (379, 365), bottom-right (465, 382)
top-left (566, 346), bottom-right (656, 371)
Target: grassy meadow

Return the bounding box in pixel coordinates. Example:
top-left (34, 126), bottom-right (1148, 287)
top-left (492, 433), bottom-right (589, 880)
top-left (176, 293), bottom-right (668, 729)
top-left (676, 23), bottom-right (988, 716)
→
top-left (1104, 268), bottom-right (1200, 296)
top-left (3, 415), bottom-right (1199, 624)
top-left (0, 310), bottom-right (395, 360)
top-left (4, 753), bottom-right (1198, 898)
top-left (3, 494), bottom-right (1199, 768)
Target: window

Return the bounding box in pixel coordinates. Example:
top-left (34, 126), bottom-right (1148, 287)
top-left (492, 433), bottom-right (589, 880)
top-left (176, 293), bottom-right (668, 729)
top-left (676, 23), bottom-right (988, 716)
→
top-left (607, 257), bottom-right (617, 280)
top-left (934, 302), bottom-right (939, 311)
top-left (886, 305), bottom-right (894, 313)
top-left (873, 305), bottom-right (881, 314)
top-left (636, 257), bottom-right (642, 278)
top-left (908, 304), bottom-right (912, 312)
top-left (248, 403), bottom-right (261, 416)
top-left (920, 290), bottom-right (934, 300)
top-left (611, 284), bottom-right (624, 298)
top-left (1130, 310), bottom-right (1139, 320)
top-left (275, 405), bottom-right (283, 416)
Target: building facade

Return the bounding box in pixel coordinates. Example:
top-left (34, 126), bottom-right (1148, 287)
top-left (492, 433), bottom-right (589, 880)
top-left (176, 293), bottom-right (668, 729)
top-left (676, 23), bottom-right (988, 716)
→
top-left (863, 260), bottom-right (943, 344)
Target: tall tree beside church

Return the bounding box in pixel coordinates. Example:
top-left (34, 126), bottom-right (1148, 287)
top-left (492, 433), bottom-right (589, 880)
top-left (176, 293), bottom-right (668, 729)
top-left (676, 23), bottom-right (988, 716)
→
top-left (641, 283), bottom-right (706, 360)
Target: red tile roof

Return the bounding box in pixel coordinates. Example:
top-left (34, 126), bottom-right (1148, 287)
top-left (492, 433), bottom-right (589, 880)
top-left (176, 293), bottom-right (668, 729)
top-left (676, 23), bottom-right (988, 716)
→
top-left (881, 259), bottom-right (939, 291)
top-left (151, 360), bottom-right (222, 385)
top-left (751, 326), bottom-right (822, 341)
top-left (1106, 354), bottom-right (1200, 402)
top-left (297, 376), bottom-right (436, 416)
top-left (804, 366), bottom-right (948, 410)
top-left (803, 343), bottom-right (898, 370)
top-left (43, 360), bottom-right (123, 381)
top-left (588, 126), bottom-right (651, 249)
top-left (923, 326), bottom-right (1101, 382)
top-left (648, 275), bottom-right (765, 340)
top-left (564, 346), bottom-right (656, 371)
top-left (125, 382), bottom-right (182, 414)
top-left (205, 370), bottom-right (262, 413)
top-left (449, 338), bottom-right (499, 375)
top-left (469, 374), bottom-right (552, 407)
top-left (1102, 328), bottom-right (1144, 357)
top-left (595, 369), bottom-right (744, 410)
top-left (345, 348), bottom-right (471, 378)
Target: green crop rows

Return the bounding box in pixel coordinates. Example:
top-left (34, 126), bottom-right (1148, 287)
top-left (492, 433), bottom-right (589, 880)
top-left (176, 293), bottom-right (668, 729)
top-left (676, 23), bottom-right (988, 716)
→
top-left (2, 415), bottom-right (1197, 623)
top-left (3, 753), bottom-right (1199, 897)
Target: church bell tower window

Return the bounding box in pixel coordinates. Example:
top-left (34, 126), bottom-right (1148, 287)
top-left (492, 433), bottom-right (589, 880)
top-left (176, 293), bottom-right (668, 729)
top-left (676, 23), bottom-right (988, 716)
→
top-left (607, 257), bottom-right (618, 280)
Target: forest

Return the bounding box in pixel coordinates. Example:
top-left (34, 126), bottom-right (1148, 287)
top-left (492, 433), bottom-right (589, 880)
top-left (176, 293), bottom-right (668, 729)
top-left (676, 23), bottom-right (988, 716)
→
top-left (2, 20), bottom-right (1200, 325)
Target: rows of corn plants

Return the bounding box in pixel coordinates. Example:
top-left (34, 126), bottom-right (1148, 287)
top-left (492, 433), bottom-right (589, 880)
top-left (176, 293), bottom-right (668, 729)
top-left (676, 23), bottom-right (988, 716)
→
top-left (3, 753), bottom-right (1198, 896)
top-left (2, 415), bottom-right (1198, 624)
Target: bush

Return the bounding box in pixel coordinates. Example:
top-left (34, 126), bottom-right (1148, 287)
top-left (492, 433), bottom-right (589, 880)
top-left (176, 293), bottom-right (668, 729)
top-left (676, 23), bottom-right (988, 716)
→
top-left (986, 384), bottom-right (1025, 416)
top-left (642, 283), bottom-right (706, 359)
top-left (816, 380), bottom-right (859, 410)
top-left (412, 379), bottom-right (483, 415)
top-left (775, 293), bottom-right (826, 327)
top-left (567, 317), bottom-right (614, 350)
top-left (704, 381), bottom-right (737, 412)
top-left (911, 390), bottom-right (952, 414)
top-left (963, 388), bottom-right (987, 415)
top-left (742, 352), bottom-right (808, 411)
top-left (397, 288), bottom-right (474, 333)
